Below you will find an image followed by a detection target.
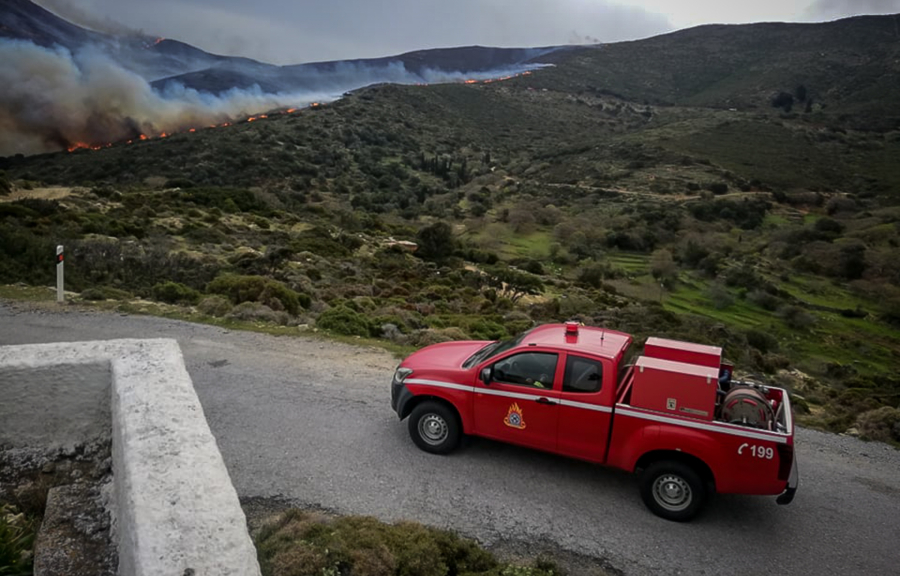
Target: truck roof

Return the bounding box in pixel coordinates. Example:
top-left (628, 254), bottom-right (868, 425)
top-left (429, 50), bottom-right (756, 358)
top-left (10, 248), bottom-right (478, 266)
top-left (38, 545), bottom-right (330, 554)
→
top-left (520, 324), bottom-right (631, 360)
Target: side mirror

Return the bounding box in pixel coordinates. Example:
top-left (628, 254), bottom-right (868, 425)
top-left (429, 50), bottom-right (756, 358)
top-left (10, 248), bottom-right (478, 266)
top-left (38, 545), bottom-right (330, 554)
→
top-left (480, 367), bottom-right (492, 385)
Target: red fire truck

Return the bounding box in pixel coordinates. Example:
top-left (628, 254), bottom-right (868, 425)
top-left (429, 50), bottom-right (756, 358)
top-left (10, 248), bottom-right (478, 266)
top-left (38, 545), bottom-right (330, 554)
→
top-left (390, 322), bottom-right (798, 521)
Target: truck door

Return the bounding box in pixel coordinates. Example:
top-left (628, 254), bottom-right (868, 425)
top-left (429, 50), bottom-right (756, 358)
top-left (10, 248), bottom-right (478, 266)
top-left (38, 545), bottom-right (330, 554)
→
top-left (556, 354), bottom-right (613, 463)
top-left (474, 351), bottom-right (561, 452)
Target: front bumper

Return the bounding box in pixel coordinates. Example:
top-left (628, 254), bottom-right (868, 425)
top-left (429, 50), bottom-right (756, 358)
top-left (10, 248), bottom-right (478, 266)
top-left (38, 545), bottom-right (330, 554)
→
top-left (390, 378), bottom-right (413, 418)
top-left (776, 453), bottom-right (799, 505)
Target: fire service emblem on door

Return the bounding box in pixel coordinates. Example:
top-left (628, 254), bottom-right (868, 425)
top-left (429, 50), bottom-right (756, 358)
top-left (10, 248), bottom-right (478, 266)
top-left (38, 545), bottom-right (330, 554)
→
top-left (504, 403), bottom-right (527, 430)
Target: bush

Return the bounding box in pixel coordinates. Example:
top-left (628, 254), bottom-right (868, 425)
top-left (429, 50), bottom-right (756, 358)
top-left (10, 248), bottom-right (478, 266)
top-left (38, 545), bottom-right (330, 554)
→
top-left (79, 286), bottom-right (133, 301)
top-left (255, 509), bottom-right (559, 576)
top-left (152, 281), bottom-right (201, 305)
top-left (855, 407), bottom-right (900, 443)
top-left (746, 289), bottom-right (781, 311)
top-left (226, 302), bottom-right (291, 325)
top-left (207, 274), bottom-right (309, 315)
top-left (0, 504), bottom-right (36, 575)
top-left (416, 221), bottom-right (456, 260)
top-left (778, 305), bottom-right (816, 330)
top-left (316, 306), bottom-right (374, 336)
top-left (746, 329), bottom-right (779, 354)
top-left (707, 282), bottom-right (734, 310)
top-left (409, 327), bottom-right (469, 347)
top-left (197, 295), bottom-right (232, 317)
top-left (0, 170), bottom-right (11, 196)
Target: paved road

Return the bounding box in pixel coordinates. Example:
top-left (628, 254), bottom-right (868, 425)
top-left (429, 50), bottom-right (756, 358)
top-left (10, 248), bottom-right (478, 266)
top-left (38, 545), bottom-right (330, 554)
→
top-left (2, 303), bottom-right (899, 575)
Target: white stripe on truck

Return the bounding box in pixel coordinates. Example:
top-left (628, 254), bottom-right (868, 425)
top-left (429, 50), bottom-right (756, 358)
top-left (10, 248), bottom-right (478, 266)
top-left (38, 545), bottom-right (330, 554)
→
top-left (615, 406), bottom-right (789, 444)
top-left (404, 379), bottom-right (788, 443)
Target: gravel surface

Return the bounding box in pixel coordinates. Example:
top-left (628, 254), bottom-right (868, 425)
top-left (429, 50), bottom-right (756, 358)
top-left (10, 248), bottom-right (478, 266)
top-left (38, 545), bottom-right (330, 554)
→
top-left (2, 302), bottom-right (899, 576)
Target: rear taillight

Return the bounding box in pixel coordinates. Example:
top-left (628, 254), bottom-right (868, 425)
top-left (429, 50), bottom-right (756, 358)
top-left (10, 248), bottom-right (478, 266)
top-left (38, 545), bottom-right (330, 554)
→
top-left (777, 443), bottom-right (794, 481)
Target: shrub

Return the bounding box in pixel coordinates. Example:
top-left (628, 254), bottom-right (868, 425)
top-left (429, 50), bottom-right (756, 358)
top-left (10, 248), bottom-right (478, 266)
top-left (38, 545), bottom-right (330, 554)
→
top-left (747, 289), bottom-right (781, 311)
top-left (316, 306), bottom-right (373, 336)
top-left (855, 407), bottom-right (900, 443)
top-left (256, 510), bottom-right (558, 576)
top-left (79, 286), bottom-right (133, 301)
top-left (745, 329), bottom-right (779, 354)
top-left (409, 327), bottom-right (469, 347)
top-left (152, 281), bottom-right (201, 305)
top-left (290, 227), bottom-right (351, 257)
top-left (778, 305), bottom-right (816, 330)
top-left (197, 295), bottom-right (232, 317)
top-left (0, 170), bottom-right (11, 196)
top-left (706, 182), bottom-right (728, 195)
top-left (207, 274), bottom-right (309, 315)
top-left (707, 282), bottom-right (734, 310)
top-left (0, 504), bottom-right (37, 574)
top-left (226, 302), bottom-right (291, 326)
top-left (416, 221), bottom-right (456, 260)
top-left (465, 319), bottom-right (508, 340)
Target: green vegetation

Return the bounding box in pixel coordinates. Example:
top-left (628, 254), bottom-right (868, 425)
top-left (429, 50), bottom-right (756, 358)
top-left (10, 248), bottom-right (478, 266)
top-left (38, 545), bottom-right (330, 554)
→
top-left (0, 504), bottom-right (36, 575)
top-left (255, 509), bottom-right (562, 576)
top-left (1, 15), bottom-right (899, 437)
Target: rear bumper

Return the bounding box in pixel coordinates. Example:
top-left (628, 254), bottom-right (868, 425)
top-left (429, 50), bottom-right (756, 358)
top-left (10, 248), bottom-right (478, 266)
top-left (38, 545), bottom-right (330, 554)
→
top-left (776, 453), bottom-right (799, 505)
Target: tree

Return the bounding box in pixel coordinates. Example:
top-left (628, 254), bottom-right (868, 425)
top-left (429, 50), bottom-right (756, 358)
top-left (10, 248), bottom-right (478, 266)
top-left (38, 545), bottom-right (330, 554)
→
top-left (771, 92), bottom-right (794, 113)
top-left (839, 242), bottom-right (867, 280)
top-left (650, 249), bottom-right (678, 287)
top-left (484, 266), bottom-right (543, 303)
top-left (416, 221), bottom-right (456, 261)
top-left (508, 207), bottom-right (536, 233)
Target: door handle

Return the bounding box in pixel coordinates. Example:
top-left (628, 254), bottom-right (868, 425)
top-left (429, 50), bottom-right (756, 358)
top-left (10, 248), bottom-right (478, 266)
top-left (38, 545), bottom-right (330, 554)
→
top-left (535, 397), bottom-right (556, 405)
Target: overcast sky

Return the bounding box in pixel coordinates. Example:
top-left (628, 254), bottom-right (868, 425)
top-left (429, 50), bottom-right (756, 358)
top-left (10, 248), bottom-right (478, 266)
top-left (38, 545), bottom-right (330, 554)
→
top-left (35, 0), bottom-right (900, 65)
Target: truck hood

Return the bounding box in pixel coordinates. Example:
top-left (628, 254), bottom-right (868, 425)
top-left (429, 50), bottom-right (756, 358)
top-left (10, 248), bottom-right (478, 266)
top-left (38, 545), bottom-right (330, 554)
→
top-left (401, 340), bottom-right (492, 371)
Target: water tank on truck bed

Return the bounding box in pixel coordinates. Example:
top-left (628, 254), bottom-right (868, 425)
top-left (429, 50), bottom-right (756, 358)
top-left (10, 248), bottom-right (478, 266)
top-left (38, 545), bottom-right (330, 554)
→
top-left (630, 356), bottom-right (719, 420)
top-left (643, 337), bottom-right (722, 368)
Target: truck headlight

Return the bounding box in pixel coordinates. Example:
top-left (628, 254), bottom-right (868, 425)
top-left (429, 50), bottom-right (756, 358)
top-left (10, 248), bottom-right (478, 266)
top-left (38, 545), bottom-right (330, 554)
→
top-left (393, 367), bottom-right (413, 383)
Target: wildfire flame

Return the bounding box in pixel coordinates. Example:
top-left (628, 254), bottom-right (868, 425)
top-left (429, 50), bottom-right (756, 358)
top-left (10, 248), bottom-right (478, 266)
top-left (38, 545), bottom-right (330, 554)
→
top-left (63, 69), bottom-right (534, 154)
top-left (65, 102), bottom-right (325, 153)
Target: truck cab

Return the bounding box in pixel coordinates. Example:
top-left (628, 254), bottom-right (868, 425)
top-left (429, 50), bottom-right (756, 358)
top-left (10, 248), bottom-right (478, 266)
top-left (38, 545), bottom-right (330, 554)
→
top-left (390, 323), bottom-right (798, 521)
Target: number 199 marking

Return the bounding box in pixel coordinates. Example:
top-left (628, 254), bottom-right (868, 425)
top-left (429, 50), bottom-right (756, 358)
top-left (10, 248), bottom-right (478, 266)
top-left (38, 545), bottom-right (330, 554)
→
top-left (738, 443), bottom-right (774, 459)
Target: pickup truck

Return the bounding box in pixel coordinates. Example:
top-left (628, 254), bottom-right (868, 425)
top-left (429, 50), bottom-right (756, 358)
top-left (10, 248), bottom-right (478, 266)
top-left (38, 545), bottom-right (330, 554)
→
top-left (390, 322), bottom-right (798, 521)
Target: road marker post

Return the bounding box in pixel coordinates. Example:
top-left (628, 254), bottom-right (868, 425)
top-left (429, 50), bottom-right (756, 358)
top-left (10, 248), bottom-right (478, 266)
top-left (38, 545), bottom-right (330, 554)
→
top-left (56, 245), bottom-right (64, 303)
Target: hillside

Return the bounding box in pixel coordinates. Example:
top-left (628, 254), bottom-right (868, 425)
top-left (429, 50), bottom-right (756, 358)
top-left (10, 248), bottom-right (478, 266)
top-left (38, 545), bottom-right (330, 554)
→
top-left (2, 14), bottom-right (900, 442)
top-left (535, 15), bottom-right (900, 129)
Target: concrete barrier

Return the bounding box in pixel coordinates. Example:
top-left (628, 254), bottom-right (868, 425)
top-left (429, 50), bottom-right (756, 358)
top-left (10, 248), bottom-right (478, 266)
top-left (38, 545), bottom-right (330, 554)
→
top-left (0, 339), bottom-right (261, 576)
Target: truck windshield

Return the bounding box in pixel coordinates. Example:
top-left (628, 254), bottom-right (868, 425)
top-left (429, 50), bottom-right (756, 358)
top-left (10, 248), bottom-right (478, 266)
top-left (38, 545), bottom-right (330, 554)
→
top-left (462, 330), bottom-right (531, 368)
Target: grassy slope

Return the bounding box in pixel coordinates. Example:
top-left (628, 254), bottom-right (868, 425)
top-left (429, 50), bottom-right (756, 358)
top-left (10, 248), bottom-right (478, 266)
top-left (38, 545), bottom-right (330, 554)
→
top-left (2, 14), bottom-right (900, 435)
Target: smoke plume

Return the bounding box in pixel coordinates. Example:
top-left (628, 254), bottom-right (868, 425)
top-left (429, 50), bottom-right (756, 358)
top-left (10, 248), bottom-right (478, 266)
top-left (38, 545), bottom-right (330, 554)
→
top-left (0, 40), bottom-right (337, 156)
top-left (0, 38), bottom-right (548, 156)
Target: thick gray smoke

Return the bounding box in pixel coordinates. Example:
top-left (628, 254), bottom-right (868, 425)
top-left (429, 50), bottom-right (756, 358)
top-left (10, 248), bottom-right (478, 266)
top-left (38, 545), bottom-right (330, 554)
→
top-left (33, 0), bottom-right (140, 37)
top-left (0, 40), bottom-right (337, 155)
top-left (0, 39), bottom-right (546, 156)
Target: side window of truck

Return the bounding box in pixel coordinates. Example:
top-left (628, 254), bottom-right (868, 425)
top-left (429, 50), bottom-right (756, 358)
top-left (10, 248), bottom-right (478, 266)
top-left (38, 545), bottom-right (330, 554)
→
top-left (492, 353), bottom-right (558, 389)
top-left (563, 356), bottom-right (603, 393)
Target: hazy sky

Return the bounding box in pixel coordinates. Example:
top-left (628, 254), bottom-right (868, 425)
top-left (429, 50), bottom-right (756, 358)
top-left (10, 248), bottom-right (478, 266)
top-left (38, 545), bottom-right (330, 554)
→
top-left (35, 0), bottom-right (900, 64)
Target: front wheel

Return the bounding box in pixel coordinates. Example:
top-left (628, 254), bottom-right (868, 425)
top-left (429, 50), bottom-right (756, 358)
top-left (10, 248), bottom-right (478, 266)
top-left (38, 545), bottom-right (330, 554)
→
top-left (639, 460), bottom-right (707, 522)
top-left (408, 401), bottom-right (461, 455)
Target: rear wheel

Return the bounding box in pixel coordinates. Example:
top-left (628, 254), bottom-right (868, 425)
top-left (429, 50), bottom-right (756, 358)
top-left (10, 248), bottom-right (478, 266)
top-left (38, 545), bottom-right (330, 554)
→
top-left (639, 460), bottom-right (707, 522)
top-left (408, 401), bottom-right (461, 455)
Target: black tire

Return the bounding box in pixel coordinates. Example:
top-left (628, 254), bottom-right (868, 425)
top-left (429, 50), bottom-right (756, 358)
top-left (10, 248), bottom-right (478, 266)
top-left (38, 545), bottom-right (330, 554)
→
top-left (408, 401), bottom-right (461, 455)
top-left (639, 460), bottom-right (707, 522)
